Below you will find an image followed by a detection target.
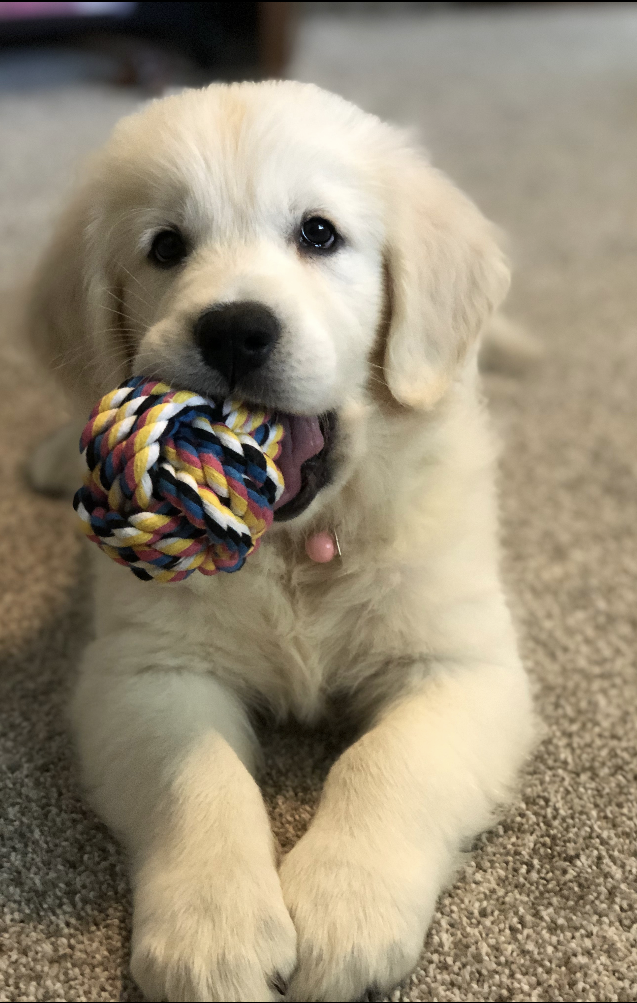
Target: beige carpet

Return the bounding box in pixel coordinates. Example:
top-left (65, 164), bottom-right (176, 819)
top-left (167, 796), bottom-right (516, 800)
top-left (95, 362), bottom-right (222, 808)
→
top-left (1, 6), bottom-right (636, 1002)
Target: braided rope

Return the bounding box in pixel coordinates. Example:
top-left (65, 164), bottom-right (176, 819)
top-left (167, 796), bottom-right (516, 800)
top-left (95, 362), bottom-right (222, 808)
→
top-left (73, 377), bottom-right (284, 583)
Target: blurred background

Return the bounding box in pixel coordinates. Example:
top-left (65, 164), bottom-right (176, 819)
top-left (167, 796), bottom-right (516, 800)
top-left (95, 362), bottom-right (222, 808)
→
top-left (1, 4), bottom-right (636, 1003)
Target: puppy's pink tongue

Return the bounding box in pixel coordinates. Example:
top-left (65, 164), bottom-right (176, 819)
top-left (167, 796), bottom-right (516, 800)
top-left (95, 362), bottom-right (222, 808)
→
top-left (274, 415), bottom-right (335, 561)
top-left (275, 414), bottom-right (324, 509)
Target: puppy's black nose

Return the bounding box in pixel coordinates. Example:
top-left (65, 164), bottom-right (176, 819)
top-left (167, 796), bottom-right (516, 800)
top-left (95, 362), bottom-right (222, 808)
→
top-left (193, 302), bottom-right (280, 391)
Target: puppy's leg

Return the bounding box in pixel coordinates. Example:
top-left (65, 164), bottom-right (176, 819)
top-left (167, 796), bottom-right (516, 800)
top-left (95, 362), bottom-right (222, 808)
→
top-left (280, 657), bottom-right (535, 1003)
top-left (73, 637), bottom-right (296, 1003)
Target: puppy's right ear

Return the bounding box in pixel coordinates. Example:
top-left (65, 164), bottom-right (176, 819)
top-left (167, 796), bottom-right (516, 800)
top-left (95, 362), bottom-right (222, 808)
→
top-left (28, 186), bottom-right (128, 415)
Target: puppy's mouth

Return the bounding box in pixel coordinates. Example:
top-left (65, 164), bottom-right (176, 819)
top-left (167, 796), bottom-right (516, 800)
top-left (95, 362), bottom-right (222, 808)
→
top-left (273, 411), bottom-right (337, 522)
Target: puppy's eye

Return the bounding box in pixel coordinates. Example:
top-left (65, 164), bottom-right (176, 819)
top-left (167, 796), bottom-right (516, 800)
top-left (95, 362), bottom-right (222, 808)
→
top-left (300, 216), bottom-right (338, 251)
top-left (148, 229), bottom-right (187, 267)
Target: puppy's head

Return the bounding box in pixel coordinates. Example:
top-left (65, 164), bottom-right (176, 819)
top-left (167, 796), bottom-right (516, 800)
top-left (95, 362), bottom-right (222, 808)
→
top-left (31, 81), bottom-right (508, 523)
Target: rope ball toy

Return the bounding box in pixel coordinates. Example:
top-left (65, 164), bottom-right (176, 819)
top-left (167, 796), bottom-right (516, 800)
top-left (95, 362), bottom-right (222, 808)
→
top-left (73, 377), bottom-right (285, 583)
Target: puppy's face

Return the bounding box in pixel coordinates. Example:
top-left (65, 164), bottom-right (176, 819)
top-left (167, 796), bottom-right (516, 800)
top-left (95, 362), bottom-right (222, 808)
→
top-left (123, 92), bottom-right (386, 419)
top-left (33, 82), bottom-right (509, 522)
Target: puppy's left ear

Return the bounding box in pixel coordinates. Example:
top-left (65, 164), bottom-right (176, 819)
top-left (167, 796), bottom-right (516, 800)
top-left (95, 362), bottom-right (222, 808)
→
top-left (383, 151), bottom-right (510, 409)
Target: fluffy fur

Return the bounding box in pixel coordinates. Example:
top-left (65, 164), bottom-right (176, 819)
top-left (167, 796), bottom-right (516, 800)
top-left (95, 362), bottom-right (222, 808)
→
top-left (29, 81), bottom-right (536, 1003)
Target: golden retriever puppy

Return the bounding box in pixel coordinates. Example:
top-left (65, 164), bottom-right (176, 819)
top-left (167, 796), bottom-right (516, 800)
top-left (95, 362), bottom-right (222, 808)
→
top-left (29, 81), bottom-right (536, 1003)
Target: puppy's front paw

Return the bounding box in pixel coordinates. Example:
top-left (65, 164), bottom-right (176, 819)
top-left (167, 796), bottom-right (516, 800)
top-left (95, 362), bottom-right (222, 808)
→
top-left (131, 858), bottom-right (297, 1002)
top-left (279, 832), bottom-right (439, 1003)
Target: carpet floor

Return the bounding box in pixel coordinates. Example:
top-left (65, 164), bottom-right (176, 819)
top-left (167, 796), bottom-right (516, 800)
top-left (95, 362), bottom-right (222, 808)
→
top-left (0, 6), bottom-right (636, 1002)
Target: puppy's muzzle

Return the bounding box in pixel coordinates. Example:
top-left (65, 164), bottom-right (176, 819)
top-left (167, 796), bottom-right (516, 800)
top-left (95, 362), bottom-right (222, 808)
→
top-left (191, 299), bottom-right (337, 521)
top-left (193, 301), bottom-right (280, 392)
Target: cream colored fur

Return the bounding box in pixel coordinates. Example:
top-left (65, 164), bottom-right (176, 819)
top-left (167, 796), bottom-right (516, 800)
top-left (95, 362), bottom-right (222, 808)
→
top-left (29, 81), bottom-right (536, 1003)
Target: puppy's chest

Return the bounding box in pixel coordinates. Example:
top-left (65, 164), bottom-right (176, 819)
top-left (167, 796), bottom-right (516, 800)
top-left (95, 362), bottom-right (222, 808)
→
top-left (196, 563), bottom-right (409, 720)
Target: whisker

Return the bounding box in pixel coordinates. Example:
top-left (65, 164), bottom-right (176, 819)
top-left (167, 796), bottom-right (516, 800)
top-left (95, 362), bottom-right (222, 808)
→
top-left (101, 290), bottom-right (148, 327)
top-left (102, 288), bottom-right (145, 314)
top-left (102, 286), bottom-right (150, 318)
top-left (117, 263), bottom-right (154, 308)
top-left (51, 343), bottom-right (135, 376)
top-left (51, 334), bottom-right (136, 365)
top-left (366, 376), bottom-right (391, 391)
